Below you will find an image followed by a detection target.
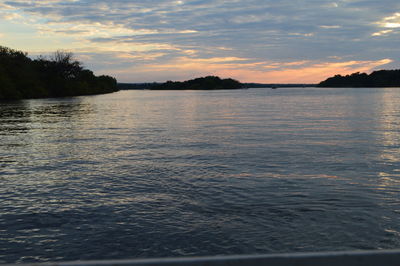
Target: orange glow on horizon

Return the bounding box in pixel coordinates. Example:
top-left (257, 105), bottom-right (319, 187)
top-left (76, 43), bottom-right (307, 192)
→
top-left (215, 59), bottom-right (393, 83)
top-left (113, 57), bottom-right (392, 83)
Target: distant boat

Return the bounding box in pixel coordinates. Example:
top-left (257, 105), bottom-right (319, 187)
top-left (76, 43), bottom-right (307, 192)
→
top-left (271, 86), bottom-right (277, 89)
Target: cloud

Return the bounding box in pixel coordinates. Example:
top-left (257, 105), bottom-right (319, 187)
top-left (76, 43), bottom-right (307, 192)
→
top-left (319, 25), bottom-right (342, 29)
top-left (214, 59), bottom-right (393, 83)
top-left (2, 0), bottom-right (400, 82)
top-left (97, 53), bottom-right (392, 83)
top-left (0, 10), bottom-right (22, 21)
top-left (377, 12), bottom-right (400, 28)
top-left (372, 12), bottom-right (400, 36)
top-left (372, 29), bottom-right (394, 36)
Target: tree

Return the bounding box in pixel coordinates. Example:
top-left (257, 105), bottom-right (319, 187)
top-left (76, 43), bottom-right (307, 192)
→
top-left (318, 70), bottom-right (400, 87)
top-left (0, 45), bottom-right (118, 100)
top-left (150, 76), bottom-right (243, 90)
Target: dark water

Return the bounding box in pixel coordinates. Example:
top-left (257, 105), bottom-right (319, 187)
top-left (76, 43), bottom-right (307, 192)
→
top-left (1, 88), bottom-right (400, 263)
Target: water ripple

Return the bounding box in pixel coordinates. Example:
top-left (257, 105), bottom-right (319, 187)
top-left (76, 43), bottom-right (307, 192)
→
top-left (1, 88), bottom-right (400, 263)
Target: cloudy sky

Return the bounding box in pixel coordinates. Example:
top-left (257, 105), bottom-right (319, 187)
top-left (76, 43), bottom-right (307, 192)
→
top-left (1, 0), bottom-right (399, 83)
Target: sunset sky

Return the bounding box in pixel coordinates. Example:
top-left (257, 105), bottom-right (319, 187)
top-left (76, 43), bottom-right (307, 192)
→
top-left (1, 0), bottom-right (399, 83)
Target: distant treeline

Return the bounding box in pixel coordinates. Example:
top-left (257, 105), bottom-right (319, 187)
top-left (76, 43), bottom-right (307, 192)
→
top-left (118, 81), bottom-right (317, 90)
top-left (149, 76), bottom-right (243, 90)
top-left (318, 70), bottom-right (400, 87)
top-left (0, 46), bottom-right (118, 100)
top-left (243, 83), bottom-right (316, 88)
top-left (117, 83), bottom-right (157, 90)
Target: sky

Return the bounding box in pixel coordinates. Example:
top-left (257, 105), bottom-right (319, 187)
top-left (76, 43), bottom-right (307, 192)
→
top-left (0, 0), bottom-right (399, 83)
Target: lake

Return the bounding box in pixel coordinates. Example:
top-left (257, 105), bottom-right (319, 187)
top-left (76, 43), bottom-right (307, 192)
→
top-left (1, 87), bottom-right (400, 263)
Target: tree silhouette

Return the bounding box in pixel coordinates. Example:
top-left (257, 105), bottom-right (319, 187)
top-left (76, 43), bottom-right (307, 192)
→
top-left (318, 70), bottom-right (400, 87)
top-left (150, 76), bottom-right (243, 90)
top-left (0, 46), bottom-right (118, 100)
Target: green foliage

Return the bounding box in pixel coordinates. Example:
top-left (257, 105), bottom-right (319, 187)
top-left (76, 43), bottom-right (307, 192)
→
top-left (0, 45), bottom-right (118, 100)
top-left (150, 76), bottom-right (243, 90)
top-left (318, 70), bottom-right (400, 87)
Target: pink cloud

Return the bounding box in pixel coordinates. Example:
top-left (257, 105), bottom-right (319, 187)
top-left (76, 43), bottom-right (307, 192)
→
top-left (117, 57), bottom-right (392, 83)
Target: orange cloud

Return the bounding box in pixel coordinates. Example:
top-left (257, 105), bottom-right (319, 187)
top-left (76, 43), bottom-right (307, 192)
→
top-left (127, 57), bottom-right (392, 83)
top-left (230, 59), bottom-right (392, 83)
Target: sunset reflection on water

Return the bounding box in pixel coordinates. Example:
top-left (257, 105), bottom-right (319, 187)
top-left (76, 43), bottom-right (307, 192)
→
top-left (1, 87), bottom-right (400, 263)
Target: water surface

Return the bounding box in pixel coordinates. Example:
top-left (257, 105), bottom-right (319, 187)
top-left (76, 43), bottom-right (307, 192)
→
top-left (1, 87), bottom-right (400, 263)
